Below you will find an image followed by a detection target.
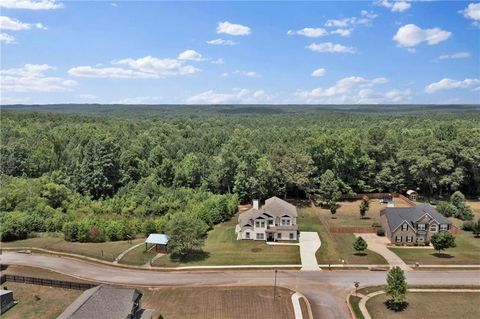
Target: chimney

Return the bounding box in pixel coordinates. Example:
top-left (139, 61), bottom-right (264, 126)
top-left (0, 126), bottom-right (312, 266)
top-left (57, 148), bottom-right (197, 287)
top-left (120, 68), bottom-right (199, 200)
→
top-left (253, 199), bottom-right (259, 210)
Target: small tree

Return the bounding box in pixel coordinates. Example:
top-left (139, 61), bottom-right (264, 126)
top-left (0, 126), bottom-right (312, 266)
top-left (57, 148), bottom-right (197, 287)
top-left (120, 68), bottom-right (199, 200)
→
top-left (359, 195), bottom-right (370, 219)
top-left (430, 231), bottom-right (456, 254)
top-left (437, 201), bottom-right (457, 217)
top-left (385, 266), bottom-right (408, 311)
top-left (329, 200), bottom-right (337, 218)
top-left (353, 236), bottom-right (368, 253)
top-left (450, 191), bottom-right (465, 209)
top-left (166, 213), bottom-right (208, 260)
top-left (317, 170), bottom-right (341, 206)
top-left (473, 218), bottom-right (480, 238)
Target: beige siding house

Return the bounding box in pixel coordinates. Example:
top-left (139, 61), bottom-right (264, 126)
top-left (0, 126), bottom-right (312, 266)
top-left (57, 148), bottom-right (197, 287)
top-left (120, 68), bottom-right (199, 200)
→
top-left (380, 204), bottom-right (452, 245)
top-left (235, 196), bottom-right (298, 241)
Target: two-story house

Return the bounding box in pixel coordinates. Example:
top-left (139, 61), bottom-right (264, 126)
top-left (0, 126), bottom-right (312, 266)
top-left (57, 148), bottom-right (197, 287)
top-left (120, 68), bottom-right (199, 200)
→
top-left (235, 196), bottom-right (298, 241)
top-left (380, 203), bottom-right (452, 245)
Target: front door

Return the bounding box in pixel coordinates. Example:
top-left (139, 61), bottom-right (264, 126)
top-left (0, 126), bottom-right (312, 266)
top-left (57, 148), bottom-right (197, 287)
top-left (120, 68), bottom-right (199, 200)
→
top-left (267, 233), bottom-right (274, 241)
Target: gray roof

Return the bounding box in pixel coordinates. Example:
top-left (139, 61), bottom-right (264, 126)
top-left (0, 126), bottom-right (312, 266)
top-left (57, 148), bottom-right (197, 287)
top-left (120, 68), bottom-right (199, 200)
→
top-left (57, 285), bottom-right (141, 319)
top-left (238, 196), bottom-right (297, 227)
top-left (381, 203), bottom-right (451, 232)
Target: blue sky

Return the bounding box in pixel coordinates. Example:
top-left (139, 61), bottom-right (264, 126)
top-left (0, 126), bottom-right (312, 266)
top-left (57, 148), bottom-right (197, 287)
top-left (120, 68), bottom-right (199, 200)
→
top-left (1, 0), bottom-right (479, 104)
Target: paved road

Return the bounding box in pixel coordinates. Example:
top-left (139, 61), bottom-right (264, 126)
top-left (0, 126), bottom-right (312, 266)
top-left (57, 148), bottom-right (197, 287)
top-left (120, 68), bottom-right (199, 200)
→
top-left (2, 252), bottom-right (479, 319)
top-left (299, 232), bottom-right (321, 271)
top-left (357, 233), bottom-right (411, 270)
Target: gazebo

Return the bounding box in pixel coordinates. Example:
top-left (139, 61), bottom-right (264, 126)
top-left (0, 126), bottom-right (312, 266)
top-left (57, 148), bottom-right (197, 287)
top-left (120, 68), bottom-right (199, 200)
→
top-left (145, 234), bottom-right (169, 253)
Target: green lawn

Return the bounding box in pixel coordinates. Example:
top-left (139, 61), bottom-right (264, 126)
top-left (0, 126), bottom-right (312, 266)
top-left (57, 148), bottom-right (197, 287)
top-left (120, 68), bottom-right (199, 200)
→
top-left (153, 215), bottom-right (300, 267)
top-left (366, 292), bottom-right (480, 319)
top-left (1, 234), bottom-right (144, 262)
top-left (118, 244), bottom-right (157, 266)
top-left (298, 207), bottom-right (388, 265)
top-left (390, 231), bottom-right (480, 265)
top-left (1, 282), bottom-right (82, 319)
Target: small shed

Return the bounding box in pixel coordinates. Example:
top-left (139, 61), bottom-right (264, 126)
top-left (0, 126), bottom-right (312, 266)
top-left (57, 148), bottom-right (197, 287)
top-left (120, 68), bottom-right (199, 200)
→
top-left (145, 234), bottom-right (169, 253)
top-left (0, 290), bottom-right (15, 314)
top-left (406, 190), bottom-right (418, 201)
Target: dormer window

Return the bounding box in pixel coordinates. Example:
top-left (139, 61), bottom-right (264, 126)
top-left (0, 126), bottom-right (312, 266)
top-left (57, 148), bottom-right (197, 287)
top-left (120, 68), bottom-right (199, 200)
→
top-left (401, 223), bottom-right (408, 231)
top-left (417, 224), bottom-right (426, 230)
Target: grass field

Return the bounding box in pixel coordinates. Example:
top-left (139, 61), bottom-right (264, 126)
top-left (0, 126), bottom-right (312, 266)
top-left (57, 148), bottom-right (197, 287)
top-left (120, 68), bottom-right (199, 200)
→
top-left (1, 235), bottom-right (144, 262)
top-left (298, 207), bottom-right (387, 265)
top-left (140, 286), bottom-right (295, 319)
top-left (389, 230), bottom-right (480, 265)
top-left (118, 244), bottom-right (157, 265)
top-left (313, 198), bottom-right (411, 227)
top-left (1, 282), bottom-right (82, 319)
top-left (152, 215), bottom-right (300, 267)
top-left (366, 292), bottom-right (480, 319)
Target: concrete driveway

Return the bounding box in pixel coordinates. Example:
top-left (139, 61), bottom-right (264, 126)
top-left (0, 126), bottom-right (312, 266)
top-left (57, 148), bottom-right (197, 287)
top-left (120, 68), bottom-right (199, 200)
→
top-left (355, 233), bottom-right (411, 271)
top-left (299, 232), bottom-right (321, 271)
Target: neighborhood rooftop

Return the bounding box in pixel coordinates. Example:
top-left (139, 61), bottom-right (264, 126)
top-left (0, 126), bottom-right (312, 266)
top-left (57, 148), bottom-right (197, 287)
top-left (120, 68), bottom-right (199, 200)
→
top-left (238, 196), bottom-right (297, 227)
top-left (381, 203), bottom-right (451, 231)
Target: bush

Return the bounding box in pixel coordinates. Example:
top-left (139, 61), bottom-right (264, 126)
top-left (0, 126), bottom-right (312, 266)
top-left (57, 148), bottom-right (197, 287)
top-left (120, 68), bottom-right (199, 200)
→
top-left (462, 221), bottom-right (475, 232)
top-left (377, 228), bottom-right (385, 236)
top-left (437, 201), bottom-right (457, 217)
top-left (455, 206), bottom-right (473, 221)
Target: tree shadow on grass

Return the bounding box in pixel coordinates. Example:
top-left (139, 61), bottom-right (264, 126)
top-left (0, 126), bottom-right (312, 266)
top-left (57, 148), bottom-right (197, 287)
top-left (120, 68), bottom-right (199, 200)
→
top-left (385, 300), bottom-right (409, 312)
top-left (431, 253), bottom-right (454, 259)
top-left (170, 249), bottom-right (210, 263)
top-left (354, 252), bottom-right (367, 256)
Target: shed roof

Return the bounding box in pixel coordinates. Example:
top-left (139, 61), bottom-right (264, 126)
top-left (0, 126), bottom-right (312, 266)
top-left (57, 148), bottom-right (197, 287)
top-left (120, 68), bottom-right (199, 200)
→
top-left (406, 190), bottom-right (417, 195)
top-left (145, 233), bottom-right (169, 245)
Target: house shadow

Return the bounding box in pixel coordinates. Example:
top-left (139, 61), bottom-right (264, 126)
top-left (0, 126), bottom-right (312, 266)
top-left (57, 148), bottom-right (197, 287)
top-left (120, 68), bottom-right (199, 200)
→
top-left (354, 252), bottom-right (367, 256)
top-left (431, 252), bottom-right (454, 259)
top-left (170, 250), bottom-right (210, 263)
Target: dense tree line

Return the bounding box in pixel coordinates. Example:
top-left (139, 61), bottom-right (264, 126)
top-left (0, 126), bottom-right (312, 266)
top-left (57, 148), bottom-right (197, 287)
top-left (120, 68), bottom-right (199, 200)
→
top-left (1, 110), bottom-right (479, 241)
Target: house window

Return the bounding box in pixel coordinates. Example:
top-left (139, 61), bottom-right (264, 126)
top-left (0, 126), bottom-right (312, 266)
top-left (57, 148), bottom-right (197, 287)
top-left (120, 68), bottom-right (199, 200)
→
top-left (256, 221), bottom-right (265, 228)
top-left (256, 233), bottom-right (264, 240)
top-left (401, 223), bottom-right (408, 231)
top-left (440, 224), bottom-right (448, 231)
top-left (255, 221), bottom-right (260, 228)
top-left (417, 224), bottom-right (426, 230)
top-left (289, 233), bottom-right (294, 240)
top-left (281, 219), bottom-right (290, 226)
top-left (277, 233), bottom-right (282, 239)
top-left (245, 232), bottom-right (250, 239)
top-left (261, 221), bottom-right (265, 228)
top-left (395, 236), bottom-right (402, 243)
top-left (406, 236), bottom-right (413, 243)
top-left (430, 225), bottom-right (437, 232)
top-left (268, 219), bottom-right (273, 225)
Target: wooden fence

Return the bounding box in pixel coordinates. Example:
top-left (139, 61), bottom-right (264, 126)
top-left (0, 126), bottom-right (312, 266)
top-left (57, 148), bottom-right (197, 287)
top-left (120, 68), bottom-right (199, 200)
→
top-left (329, 226), bottom-right (377, 234)
top-left (340, 192), bottom-right (400, 200)
top-left (0, 274), bottom-right (96, 290)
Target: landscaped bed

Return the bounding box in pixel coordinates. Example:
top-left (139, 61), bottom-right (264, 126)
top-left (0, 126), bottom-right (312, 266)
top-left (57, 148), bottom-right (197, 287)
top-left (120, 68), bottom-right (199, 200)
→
top-left (140, 286), bottom-right (295, 319)
top-left (299, 207), bottom-right (388, 265)
top-left (1, 235), bottom-right (144, 262)
top-left (365, 291), bottom-right (480, 319)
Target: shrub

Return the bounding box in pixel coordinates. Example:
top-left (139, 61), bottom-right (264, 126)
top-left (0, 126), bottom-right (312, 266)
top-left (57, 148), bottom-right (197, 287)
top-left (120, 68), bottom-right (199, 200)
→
top-left (455, 206), bottom-right (473, 221)
top-left (377, 228), bottom-right (385, 236)
top-left (462, 221), bottom-right (475, 232)
top-left (437, 201), bottom-right (457, 218)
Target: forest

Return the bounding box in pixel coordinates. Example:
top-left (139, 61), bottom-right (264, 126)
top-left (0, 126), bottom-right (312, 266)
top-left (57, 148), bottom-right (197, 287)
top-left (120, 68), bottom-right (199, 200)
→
top-left (1, 106), bottom-right (479, 243)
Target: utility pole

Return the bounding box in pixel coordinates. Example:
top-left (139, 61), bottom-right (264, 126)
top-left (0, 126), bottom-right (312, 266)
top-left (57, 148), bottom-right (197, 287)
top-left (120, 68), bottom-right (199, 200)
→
top-left (273, 269), bottom-right (278, 300)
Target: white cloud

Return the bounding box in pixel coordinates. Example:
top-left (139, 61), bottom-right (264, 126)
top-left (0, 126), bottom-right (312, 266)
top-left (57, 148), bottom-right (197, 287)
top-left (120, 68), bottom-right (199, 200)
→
top-left (425, 78), bottom-right (480, 93)
top-left (307, 42), bottom-right (355, 53)
top-left (177, 49), bottom-right (203, 61)
top-left (111, 96), bottom-right (164, 104)
top-left (187, 88), bottom-right (270, 104)
top-left (393, 24), bottom-right (451, 47)
top-left (294, 76), bottom-right (404, 104)
top-left (216, 21), bottom-right (251, 36)
top-left (378, 0), bottom-right (411, 13)
top-left (206, 38), bottom-right (237, 46)
top-left (325, 17), bottom-right (356, 28)
top-left (460, 3), bottom-right (480, 28)
top-left (110, 2), bottom-right (117, 7)
top-left (0, 32), bottom-right (15, 43)
top-left (311, 68), bottom-right (327, 77)
top-left (69, 55), bottom-right (200, 79)
top-left (438, 52), bottom-right (471, 60)
top-left (287, 27), bottom-right (328, 38)
top-left (234, 70), bottom-right (261, 77)
top-left (331, 28), bottom-right (352, 37)
top-left (0, 16), bottom-right (46, 30)
top-left (211, 58), bottom-right (224, 64)
top-left (0, 64), bottom-right (76, 93)
top-left (0, 0), bottom-right (63, 10)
